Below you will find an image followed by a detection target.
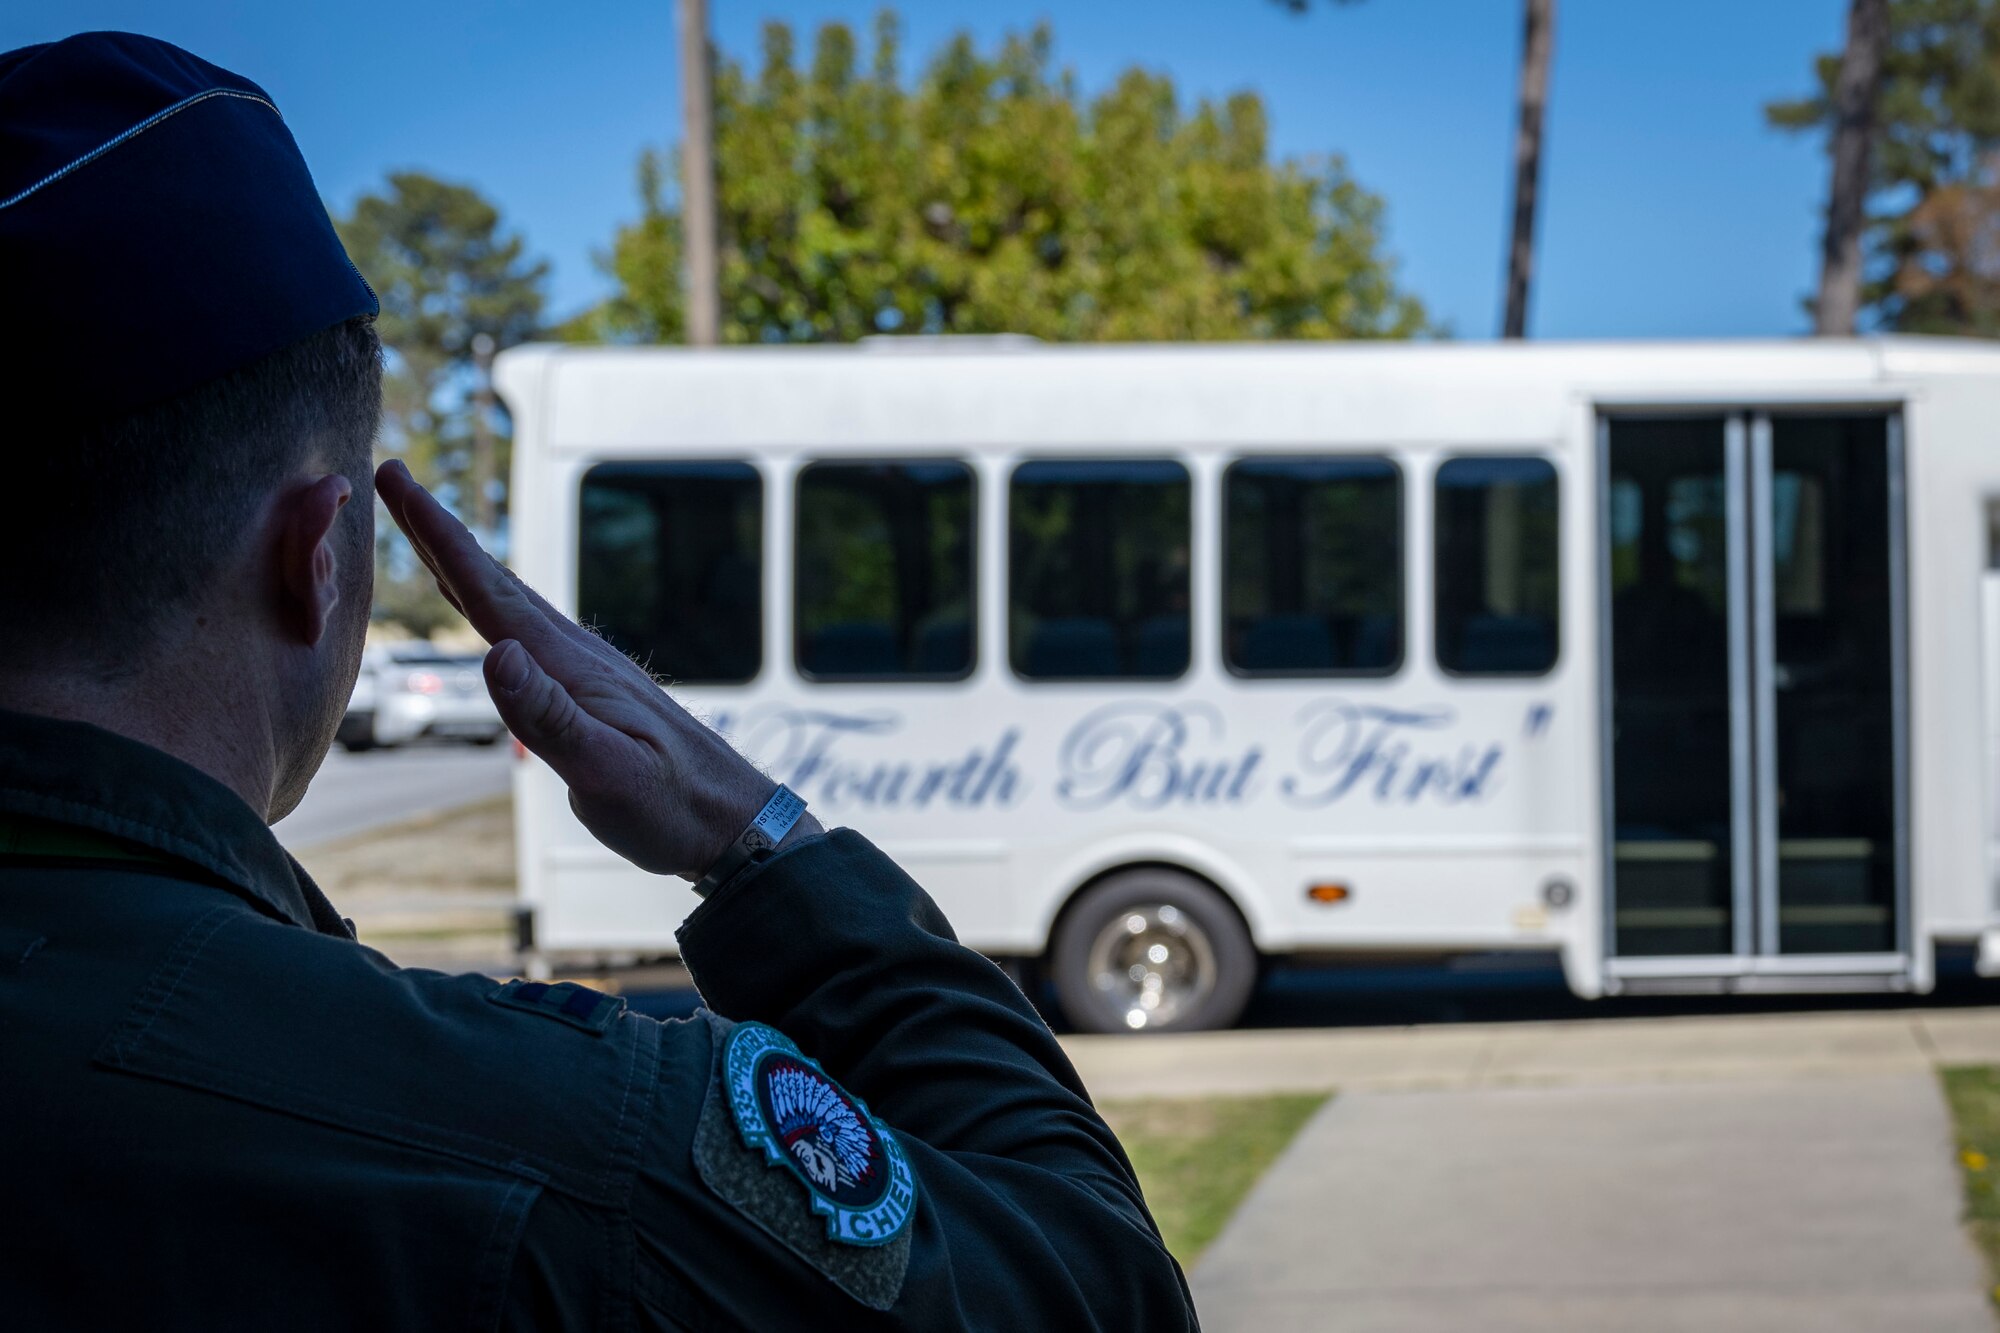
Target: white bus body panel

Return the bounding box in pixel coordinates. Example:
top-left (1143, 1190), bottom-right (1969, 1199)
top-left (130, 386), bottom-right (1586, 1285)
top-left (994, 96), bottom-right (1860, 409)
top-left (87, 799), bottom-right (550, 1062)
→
top-left (498, 339), bottom-right (2000, 1000)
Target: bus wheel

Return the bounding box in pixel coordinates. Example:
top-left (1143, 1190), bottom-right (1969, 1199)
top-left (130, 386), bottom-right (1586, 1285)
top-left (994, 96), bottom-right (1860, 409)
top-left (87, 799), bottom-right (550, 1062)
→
top-left (1051, 870), bottom-right (1256, 1034)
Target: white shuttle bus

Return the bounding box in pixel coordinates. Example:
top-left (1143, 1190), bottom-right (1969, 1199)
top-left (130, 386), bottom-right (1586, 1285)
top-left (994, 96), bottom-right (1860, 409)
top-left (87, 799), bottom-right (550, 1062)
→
top-left (498, 337), bottom-right (2000, 1032)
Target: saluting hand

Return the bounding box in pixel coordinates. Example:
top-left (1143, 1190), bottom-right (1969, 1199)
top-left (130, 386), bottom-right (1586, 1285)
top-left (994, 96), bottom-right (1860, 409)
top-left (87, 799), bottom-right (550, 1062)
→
top-left (374, 460), bottom-right (818, 882)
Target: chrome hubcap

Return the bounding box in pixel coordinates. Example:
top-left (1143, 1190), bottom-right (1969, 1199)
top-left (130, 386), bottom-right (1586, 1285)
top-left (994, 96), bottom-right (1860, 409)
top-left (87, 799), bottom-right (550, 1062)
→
top-left (1086, 903), bottom-right (1216, 1031)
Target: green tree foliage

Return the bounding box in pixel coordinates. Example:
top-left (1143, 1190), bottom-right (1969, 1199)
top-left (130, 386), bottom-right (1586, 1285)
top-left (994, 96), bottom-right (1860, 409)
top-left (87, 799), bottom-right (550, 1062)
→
top-left (1769, 0), bottom-right (2000, 333)
top-left (336, 172), bottom-right (548, 633)
top-left (564, 13), bottom-right (1429, 345)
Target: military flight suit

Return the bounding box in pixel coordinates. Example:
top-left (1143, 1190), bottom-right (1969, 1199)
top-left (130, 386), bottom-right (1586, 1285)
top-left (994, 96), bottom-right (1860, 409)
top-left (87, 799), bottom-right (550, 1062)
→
top-left (0, 708), bottom-right (1199, 1330)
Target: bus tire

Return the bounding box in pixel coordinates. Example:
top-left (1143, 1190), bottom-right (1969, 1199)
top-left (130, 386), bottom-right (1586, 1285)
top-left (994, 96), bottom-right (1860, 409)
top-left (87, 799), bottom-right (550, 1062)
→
top-left (1050, 869), bottom-right (1256, 1034)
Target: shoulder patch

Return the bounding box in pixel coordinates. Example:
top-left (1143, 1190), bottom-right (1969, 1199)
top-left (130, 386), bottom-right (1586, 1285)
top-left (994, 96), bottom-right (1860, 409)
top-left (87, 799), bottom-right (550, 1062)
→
top-left (691, 1013), bottom-right (915, 1309)
top-left (724, 1021), bottom-right (916, 1247)
top-left (487, 979), bottom-right (625, 1035)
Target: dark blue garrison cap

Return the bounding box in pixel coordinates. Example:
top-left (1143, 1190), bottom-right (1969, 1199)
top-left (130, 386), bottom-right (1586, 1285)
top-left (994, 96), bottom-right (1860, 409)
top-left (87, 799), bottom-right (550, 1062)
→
top-left (0, 32), bottom-right (378, 422)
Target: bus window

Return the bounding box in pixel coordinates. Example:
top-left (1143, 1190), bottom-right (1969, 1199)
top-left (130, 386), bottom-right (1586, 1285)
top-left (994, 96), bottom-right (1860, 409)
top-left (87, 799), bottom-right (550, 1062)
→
top-left (1224, 457), bottom-right (1402, 676)
top-left (1009, 460), bottom-right (1191, 681)
top-left (1434, 456), bottom-right (1559, 675)
top-left (794, 460), bottom-right (976, 680)
top-left (576, 461), bottom-right (762, 684)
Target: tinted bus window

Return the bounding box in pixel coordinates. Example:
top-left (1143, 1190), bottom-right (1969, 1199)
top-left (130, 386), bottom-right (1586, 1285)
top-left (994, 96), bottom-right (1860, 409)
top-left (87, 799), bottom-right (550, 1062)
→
top-left (1009, 460), bottom-right (1191, 680)
top-left (1434, 456), bottom-right (1559, 675)
top-left (577, 462), bottom-right (762, 684)
top-left (1225, 457), bottom-right (1402, 675)
top-left (795, 461), bottom-right (976, 680)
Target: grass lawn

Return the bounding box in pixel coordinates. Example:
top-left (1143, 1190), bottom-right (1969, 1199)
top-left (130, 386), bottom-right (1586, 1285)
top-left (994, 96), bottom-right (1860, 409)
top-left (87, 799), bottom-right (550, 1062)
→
top-left (293, 793), bottom-right (515, 896)
top-left (1940, 1066), bottom-right (2000, 1308)
top-left (291, 795), bottom-right (517, 964)
top-left (1099, 1092), bottom-right (1329, 1267)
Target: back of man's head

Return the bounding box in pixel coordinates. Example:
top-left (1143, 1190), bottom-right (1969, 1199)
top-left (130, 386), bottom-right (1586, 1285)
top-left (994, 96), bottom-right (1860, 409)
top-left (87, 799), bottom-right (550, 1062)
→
top-left (0, 317), bottom-right (383, 676)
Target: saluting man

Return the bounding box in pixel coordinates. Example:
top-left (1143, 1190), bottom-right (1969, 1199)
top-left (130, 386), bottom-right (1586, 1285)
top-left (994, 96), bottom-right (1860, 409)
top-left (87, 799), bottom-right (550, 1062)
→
top-left (0, 32), bottom-right (1197, 1331)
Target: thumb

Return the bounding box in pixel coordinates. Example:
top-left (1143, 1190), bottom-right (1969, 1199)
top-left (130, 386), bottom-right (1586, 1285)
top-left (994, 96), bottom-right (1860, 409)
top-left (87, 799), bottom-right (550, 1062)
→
top-left (485, 639), bottom-right (599, 768)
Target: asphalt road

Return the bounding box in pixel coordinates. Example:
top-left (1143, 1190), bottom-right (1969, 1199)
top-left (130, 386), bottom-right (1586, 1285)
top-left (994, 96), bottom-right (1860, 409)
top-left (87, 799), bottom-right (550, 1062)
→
top-left (273, 742), bottom-right (514, 849)
top-left (617, 948), bottom-right (2000, 1034)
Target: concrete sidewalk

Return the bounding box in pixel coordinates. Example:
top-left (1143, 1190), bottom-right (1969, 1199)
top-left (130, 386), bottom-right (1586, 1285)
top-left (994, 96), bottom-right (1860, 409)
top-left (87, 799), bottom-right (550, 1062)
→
top-left (1062, 1006), bottom-right (2000, 1099)
top-left (1193, 1073), bottom-right (1988, 1331)
top-left (1059, 1009), bottom-right (2000, 1332)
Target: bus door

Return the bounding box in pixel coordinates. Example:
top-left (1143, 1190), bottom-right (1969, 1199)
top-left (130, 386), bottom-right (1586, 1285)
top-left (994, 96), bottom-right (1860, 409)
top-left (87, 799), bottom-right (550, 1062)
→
top-left (1983, 566), bottom-right (2000, 974)
top-left (1600, 412), bottom-right (1908, 991)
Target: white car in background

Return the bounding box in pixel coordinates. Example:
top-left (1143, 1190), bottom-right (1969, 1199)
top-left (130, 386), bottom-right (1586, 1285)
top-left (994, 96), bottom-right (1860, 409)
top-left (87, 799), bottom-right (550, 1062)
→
top-left (337, 643), bottom-right (504, 751)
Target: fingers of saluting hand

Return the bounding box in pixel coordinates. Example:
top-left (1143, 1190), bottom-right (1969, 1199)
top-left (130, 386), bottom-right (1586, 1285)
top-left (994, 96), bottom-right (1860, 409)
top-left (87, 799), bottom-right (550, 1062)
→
top-left (483, 637), bottom-right (623, 771)
top-left (375, 462), bottom-right (635, 773)
top-left (375, 460), bottom-right (596, 669)
top-left (375, 459), bottom-right (774, 879)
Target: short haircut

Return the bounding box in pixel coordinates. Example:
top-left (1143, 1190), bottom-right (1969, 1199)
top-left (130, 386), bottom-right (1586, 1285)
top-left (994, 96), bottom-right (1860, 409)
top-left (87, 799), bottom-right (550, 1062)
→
top-left (0, 316), bottom-right (383, 674)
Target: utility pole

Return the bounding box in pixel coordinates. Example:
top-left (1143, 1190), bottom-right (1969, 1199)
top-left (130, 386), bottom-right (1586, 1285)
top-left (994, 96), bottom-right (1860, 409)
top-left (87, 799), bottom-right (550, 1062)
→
top-left (1501, 0), bottom-right (1556, 340)
top-left (1816, 0), bottom-right (1889, 335)
top-left (677, 0), bottom-right (720, 346)
top-left (470, 331), bottom-right (497, 536)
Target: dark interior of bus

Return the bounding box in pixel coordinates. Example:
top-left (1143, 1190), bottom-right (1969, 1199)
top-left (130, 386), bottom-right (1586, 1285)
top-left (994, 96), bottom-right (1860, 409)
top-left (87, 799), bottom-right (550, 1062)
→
top-left (1608, 413), bottom-right (1897, 961)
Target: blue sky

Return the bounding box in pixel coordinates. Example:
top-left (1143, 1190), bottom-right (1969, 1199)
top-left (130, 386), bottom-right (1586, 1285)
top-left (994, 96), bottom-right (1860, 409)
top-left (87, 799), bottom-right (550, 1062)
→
top-left (5, 1), bottom-right (1849, 339)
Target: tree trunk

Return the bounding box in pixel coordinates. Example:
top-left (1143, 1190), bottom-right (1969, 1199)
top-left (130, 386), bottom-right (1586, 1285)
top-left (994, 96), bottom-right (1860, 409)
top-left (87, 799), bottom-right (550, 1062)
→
top-left (470, 332), bottom-right (497, 536)
top-left (1502, 0), bottom-right (1556, 339)
top-left (676, 0), bottom-right (720, 346)
top-left (1816, 0), bottom-right (1890, 336)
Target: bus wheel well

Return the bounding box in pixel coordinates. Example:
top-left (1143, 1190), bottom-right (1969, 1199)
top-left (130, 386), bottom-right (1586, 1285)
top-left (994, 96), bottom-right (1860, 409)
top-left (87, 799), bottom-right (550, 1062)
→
top-left (1041, 861), bottom-right (1262, 1033)
top-left (1043, 860), bottom-right (1258, 962)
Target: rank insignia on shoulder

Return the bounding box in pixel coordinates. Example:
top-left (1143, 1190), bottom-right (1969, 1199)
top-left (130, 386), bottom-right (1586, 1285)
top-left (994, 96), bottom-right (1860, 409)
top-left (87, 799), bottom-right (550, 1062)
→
top-left (723, 1021), bottom-right (917, 1247)
top-left (487, 979), bottom-right (625, 1035)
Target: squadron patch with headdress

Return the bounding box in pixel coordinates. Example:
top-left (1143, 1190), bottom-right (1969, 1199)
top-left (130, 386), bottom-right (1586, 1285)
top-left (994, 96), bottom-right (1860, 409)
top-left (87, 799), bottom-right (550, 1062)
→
top-left (724, 1021), bottom-right (916, 1246)
top-left (691, 1014), bottom-right (915, 1308)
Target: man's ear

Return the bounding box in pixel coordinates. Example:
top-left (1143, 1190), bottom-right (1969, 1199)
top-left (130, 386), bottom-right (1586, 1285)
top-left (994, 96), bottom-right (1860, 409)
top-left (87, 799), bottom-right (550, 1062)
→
top-left (277, 473), bottom-right (354, 647)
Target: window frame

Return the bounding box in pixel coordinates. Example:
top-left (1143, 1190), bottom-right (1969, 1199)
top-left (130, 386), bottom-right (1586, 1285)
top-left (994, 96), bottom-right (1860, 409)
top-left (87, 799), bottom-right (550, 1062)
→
top-left (1431, 452), bottom-right (1562, 679)
top-left (1220, 453), bottom-right (1407, 681)
top-left (1005, 456), bottom-right (1195, 685)
top-left (575, 458), bottom-right (767, 687)
top-left (790, 456), bottom-right (981, 685)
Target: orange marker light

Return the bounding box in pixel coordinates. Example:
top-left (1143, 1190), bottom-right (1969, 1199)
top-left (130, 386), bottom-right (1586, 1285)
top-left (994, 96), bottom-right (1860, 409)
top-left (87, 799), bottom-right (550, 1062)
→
top-left (1306, 883), bottom-right (1351, 904)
